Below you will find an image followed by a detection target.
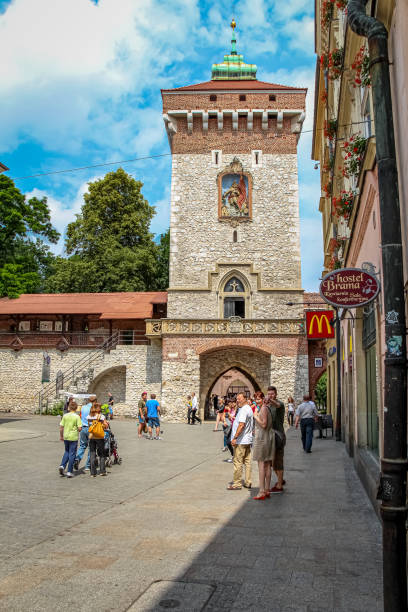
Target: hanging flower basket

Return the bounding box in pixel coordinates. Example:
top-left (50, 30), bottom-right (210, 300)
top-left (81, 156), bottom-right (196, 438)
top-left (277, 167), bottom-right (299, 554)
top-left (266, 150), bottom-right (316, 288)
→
top-left (324, 119), bottom-right (337, 140)
top-left (321, 48), bottom-right (343, 80)
top-left (323, 156), bottom-right (335, 174)
top-left (321, 0), bottom-right (348, 29)
top-left (329, 255), bottom-right (342, 271)
top-left (342, 134), bottom-right (367, 177)
top-left (332, 190), bottom-right (356, 220)
top-left (352, 45), bottom-right (371, 88)
top-left (323, 181), bottom-right (332, 198)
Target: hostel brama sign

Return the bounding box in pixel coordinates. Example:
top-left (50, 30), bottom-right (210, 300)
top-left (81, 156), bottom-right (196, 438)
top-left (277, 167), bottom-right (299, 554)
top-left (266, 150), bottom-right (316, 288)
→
top-left (306, 311), bottom-right (335, 339)
top-left (320, 268), bottom-right (380, 309)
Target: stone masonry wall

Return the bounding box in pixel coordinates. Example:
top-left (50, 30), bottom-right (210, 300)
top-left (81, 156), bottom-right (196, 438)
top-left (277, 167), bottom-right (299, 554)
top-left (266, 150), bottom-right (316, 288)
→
top-left (0, 343), bottom-right (162, 416)
top-left (168, 152), bottom-right (302, 319)
top-left (160, 335), bottom-right (309, 421)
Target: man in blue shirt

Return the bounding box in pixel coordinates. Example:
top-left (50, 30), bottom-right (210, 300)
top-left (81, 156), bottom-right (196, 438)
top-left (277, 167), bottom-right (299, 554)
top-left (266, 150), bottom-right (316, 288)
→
top-left (74, 395), bottom-right (95, 470)
top-left (146, 394), bottom-right (161, 440)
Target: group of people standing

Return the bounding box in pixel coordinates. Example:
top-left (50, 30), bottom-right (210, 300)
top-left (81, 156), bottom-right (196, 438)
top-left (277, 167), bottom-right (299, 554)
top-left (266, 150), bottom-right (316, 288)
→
top-left (218, 386), bottom-right (286, 499)
top-left (215, 389), bottom-right (319, 499)
top-left (59, 395), bottom-right (109, 478)
top-left (137, 392), bottom-right (162, 439)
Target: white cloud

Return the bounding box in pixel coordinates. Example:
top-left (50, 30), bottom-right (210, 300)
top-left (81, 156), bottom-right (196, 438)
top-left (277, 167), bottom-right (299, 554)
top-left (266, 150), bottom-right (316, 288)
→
top-left (26, 180), bottom-right (93, 254)
top-left (0, 0), bottom-right (200, 154)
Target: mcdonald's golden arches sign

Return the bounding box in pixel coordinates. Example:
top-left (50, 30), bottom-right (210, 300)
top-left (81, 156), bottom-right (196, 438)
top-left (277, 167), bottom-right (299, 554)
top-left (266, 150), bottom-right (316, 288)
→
top-left (305, 310), bottom-right (334, 339)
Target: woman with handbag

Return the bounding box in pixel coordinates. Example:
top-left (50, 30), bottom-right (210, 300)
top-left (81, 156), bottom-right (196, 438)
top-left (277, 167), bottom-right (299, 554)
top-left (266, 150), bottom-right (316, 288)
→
top-left (252, 396), bottom-right (275, 500)
top-left (87, 403), bottom-right (108, 477)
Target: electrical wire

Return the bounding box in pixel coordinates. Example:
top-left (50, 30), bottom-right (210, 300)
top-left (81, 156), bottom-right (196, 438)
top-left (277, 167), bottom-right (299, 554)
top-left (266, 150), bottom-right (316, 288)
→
top-left (11, 153), bottom-right (172, 180)
top-left (7, 120), bottom-right (370, 181)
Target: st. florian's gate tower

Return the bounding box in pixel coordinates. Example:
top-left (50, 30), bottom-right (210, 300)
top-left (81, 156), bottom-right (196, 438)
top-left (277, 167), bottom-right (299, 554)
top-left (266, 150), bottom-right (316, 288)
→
top-left (147, 22), bottom-right (309, 419)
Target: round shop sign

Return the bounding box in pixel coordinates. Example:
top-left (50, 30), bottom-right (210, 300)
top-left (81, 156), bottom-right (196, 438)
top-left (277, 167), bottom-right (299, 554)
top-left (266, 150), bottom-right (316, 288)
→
top-left (320, 268), bottom-right (380, 309)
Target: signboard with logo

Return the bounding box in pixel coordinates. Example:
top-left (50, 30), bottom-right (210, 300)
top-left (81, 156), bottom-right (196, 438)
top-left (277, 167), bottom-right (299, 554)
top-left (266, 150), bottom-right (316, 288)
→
top-left (306, 310), bottom-right (335, 339)
top-left (320, 268), bottom-right (380, 309)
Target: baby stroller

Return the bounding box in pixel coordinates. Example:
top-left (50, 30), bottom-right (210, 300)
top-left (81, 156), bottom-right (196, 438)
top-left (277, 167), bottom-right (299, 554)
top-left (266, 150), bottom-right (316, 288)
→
top-left (104, 427), bottom-right (122, 467)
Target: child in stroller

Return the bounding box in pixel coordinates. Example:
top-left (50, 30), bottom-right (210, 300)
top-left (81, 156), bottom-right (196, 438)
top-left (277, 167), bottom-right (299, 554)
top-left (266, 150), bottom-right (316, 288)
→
top-left (103, 423), bottom-right (122, 467)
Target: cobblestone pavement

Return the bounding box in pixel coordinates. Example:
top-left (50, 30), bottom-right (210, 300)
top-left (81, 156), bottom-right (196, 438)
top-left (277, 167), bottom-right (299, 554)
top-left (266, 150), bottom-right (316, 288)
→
top-left (0, 416), bottom-right (382, 611)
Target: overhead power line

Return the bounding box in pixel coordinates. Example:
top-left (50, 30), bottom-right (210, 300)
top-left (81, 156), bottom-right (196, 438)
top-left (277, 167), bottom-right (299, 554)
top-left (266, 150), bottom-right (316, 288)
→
top-left (11, 153), bottom-right (172, 180)
top-left (8, 120), bottom-right (370, 181)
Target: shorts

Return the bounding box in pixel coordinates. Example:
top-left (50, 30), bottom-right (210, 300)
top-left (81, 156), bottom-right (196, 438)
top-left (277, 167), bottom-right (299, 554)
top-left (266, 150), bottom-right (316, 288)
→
top-left (138, 415), bottom-right (145, 424)
top-left (148, 417), bottom-right (160, 428)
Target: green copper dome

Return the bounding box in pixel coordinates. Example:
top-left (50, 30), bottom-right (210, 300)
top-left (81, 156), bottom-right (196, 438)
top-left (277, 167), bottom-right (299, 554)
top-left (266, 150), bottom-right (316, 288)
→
top-left (211, 20), bottom-right (257, 80)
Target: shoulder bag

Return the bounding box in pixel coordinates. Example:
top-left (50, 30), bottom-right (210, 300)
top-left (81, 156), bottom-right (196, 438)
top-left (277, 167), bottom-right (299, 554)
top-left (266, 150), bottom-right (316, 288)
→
top-left (89, 416), bottom-right (105, 439)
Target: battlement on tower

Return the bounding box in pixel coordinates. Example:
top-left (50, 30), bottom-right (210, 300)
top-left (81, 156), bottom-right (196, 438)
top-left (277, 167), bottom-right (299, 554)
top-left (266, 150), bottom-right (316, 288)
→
top-left (161, 80), bottom-right (306, 155)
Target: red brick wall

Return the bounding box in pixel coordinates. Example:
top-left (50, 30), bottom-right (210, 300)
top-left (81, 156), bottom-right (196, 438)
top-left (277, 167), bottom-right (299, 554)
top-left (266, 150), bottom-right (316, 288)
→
top-left (162, 91), bottom-right (306, 112)
top-left (163, 335), bottom-right (308, 360)
top-left (163, 90), bottom-right (306, 154)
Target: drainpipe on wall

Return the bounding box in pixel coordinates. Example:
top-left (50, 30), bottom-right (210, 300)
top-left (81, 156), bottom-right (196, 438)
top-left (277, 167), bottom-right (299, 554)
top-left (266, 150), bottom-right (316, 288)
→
top-left (348, 2), bottom-right (408, 610)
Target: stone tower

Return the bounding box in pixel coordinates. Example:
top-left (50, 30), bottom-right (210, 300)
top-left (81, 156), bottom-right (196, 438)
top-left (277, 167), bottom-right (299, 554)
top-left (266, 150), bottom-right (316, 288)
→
top-left (149, 21), bottom-right (309, 419)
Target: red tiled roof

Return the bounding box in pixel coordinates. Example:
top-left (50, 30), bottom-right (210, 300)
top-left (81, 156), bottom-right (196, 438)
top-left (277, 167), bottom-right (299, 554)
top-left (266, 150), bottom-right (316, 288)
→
top-left (0, 292), bottom-right (168, 319)
top-left (161, 80), bottom-right (306, 93)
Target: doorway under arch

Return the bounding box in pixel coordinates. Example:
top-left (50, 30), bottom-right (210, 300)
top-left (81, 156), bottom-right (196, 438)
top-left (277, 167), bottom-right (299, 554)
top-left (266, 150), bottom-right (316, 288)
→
top-left (199, 346), bottom-right (270, 420)
top-left (205, 366), bottom-right (260, 419)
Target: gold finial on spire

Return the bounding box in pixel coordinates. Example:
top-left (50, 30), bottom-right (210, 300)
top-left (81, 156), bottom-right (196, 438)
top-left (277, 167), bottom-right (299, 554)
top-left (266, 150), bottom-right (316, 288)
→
top-left (230, 18), bottom-right (236, 31)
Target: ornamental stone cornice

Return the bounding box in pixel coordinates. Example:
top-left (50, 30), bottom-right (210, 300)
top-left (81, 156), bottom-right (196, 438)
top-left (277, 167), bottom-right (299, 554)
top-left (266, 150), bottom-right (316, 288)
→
top-left (146, 318), bottom-right (305, 337)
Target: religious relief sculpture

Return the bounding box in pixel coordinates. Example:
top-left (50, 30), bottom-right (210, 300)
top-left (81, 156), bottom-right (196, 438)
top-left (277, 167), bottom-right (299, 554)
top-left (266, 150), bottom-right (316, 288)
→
top-left (218, 158), bottom-right (252, 222)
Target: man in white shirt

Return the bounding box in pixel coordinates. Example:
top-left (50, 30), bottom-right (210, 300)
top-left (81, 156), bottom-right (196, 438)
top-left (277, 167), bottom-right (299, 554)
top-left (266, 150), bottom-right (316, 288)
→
top-left (227, 392), bottom-right (253, 490)
top-left (191, 392), bottom-right (201, 424)
top-left (295, 394), bottom-right (319, 453)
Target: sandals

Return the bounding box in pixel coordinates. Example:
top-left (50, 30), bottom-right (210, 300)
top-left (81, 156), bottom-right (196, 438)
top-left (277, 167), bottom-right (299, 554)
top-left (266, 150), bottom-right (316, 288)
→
top-left (226, 485), bottom-right (242, 490)
top-left (253, 493), bottom-right (266, 500)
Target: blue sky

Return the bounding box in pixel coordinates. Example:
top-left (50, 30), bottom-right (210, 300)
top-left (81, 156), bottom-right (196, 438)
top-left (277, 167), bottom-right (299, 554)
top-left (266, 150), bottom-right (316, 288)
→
top-left (0, 0), bottom-right (322, 291)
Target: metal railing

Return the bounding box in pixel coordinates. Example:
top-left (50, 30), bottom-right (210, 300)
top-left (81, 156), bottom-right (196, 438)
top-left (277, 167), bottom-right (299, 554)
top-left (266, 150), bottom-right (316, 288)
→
top-left (0, 330), bottom-right (149, 348)
top-left (36, 332), bottom-right (120, 414)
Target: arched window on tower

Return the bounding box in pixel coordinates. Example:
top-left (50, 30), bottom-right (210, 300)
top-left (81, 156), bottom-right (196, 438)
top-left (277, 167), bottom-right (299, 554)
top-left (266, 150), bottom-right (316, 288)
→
top-left (222, 276), bottom-right (246, 318)
top-left (233, 230), bottom-right (237, 243)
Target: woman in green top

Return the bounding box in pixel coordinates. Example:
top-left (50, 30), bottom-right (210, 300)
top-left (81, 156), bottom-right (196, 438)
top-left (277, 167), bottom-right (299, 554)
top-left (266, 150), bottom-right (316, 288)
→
top-left (59, 401), bottom-right (82, 478)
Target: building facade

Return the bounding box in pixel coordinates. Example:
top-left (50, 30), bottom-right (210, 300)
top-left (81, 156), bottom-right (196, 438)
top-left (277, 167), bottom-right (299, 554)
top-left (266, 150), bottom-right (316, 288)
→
top-left (0, 24), bottom-right (326, 419)
top-left (312, 0), bottom-right (408, 506)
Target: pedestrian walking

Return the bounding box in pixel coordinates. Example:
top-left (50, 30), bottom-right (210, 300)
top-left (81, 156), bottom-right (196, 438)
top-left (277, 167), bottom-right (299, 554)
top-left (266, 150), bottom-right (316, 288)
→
top-left (59, 400), bottom-right (82, 478)
top-left (107, 391), bottom-right (114, 419)
top-left (287, 396), bottom-right (295, 426)
top-left (252, 394), bottom-right (274, 500)
top-left (146, 394), bottom-right (161, 440)
top-left (138, 392), bottom-right (148, 438)
top-left (227, 392), bottom-right (253, 490)
top-left (74, 395), bottom-right (95, 471)
top-left (265, 386), bottom-right (286, 493)
top-left (213, 397), bottom-right (225, 431)
top-left (191, 392), bottom-right (201, 424)
top-left (88, 403), bottom-right (108, 477)
top-left (295, 394), bottom-right (319, 453)
top-left (187, 395), bottom-right (193, 424)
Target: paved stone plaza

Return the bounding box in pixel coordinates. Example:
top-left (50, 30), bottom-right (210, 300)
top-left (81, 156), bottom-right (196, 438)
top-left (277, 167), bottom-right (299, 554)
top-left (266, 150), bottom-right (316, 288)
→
top-left (0, 416), bottom-right (382, 611)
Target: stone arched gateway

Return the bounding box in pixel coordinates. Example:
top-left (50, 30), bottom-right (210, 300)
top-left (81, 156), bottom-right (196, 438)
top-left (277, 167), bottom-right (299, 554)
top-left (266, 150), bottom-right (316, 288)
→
top-left (199, 346), bottom-right (271, 417)
top-left (88, 365), bottom-right (126, 408)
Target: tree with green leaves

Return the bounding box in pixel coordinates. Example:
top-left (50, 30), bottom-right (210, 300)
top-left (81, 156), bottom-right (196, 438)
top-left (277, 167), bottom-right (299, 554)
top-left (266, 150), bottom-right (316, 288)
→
top-left (0, 175), bottom-right (59, 298)
top-left (46, 168), bottom-right (163, 293)
top-left (155, 229), bottom-right (170, 290)
top-left (314, 371), bottom-right (327, 411)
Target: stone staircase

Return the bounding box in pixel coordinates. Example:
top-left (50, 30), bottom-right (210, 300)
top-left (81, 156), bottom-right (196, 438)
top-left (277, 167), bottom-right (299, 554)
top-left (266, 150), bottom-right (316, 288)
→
top-left (37, 332), bottom-right (120, 413)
